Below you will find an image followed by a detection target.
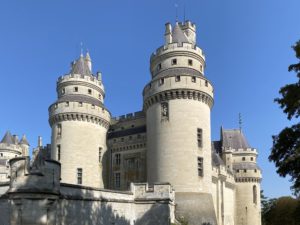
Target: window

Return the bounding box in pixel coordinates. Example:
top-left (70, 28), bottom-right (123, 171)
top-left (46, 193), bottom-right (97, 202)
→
top-left (88, 89), bottom-right (92, 95)
top-left (74, 87), bottom-right (78, 92)
top-left (172, 58), bottom-right (177, 65)
top-left (115, 173), bottom-right (121, 188)
top-left (57, 145), bottom-right (61, 161)
top-left (131, 125), bottom-right (135, 128)
top-left (244, 169), bottom-right (247, 173)
top-left (98, 94), bottom-right (102, 100)
top-left (191, 76), bottom-right (196, 83)
top-left (200, 65), bottom-right (203, 72)
top-left (253, 185), bottom-right (257, 204)
top-left (91, 104), bottom-right (95, 109)
top-left (254, 169), bottom-right (257, 173)
top-left (251, 157), bottom-right (254, 161)
top-left (115, 154), bottom-right (121, 165)
top-left (236, 169), bottom-right (240, 173)
top-left (78, 102), bottom-right (83, 107)
top-left (121, 138), bottom-right (124, 142)
top-left (77, 168), bottom-right (82, 185)
top-left (188, 59), bottom-right (193, 66)
top-left (157, 63), bottom-right (162, 71)
top-left (113, 139), bottom-right (116, 143)
top-left (205, 80), bottom-right (208, 87)
top-left (160, 78), bottom-right (164, 85)
top-left (65, 102), bottom-right (69, 107)
top-left (57, 124), bottom-right (62, 137)
top-left (137, 134), bottom-right (141, 139)
top-left (197, 128), bottom-right (203, 147)
top-left (0, 153), bottom-right (3, 157)
top-left (15, 155), bottom-right (18, 157)
top-left (197, 157), bottom-right (203, 176)
top-left (99, 147), bottom-right (102, 163)
top-left (61, 88), bottom-right (65, 94)
top-left (242, 157), bottom-right (246, 161)
top-left (54, 104), bottom-right (58, 109)
top-left (175, 76), bottom-right (181, 82)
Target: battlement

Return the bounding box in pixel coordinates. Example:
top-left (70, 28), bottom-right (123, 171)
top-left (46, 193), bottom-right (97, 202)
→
top-left (131, 183), bottom-right (174, 201)
top-left (112, 111), bottom-right (145, 122)
top-left (57, 73), bottom-right (103, 87)
top-left (224, 147), bottom-right (257, 154)
top-left (151, 42), bottom-right (205, 60)
top-left (0, 143), bottom-right (23, 154)
top-left (9, 156), bottom-right (60, 194)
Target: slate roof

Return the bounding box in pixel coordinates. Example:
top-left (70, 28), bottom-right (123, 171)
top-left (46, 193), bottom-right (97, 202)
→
top-left (172, 23), bottom-right (189, 44)
top-left (56, 95), bottom-right (104, 107)
top-left (70, 55), bottom-right (92, 76)
top-left (233, 162), bottom-right (260, 170)
top-left (0, 131), bottom-right (13, 145)
top-left (19, 134), bottom-right (29, 146)
top-left (221, 128), bottom-right (250, 149)
top-left (212, 150), bottom-right (225, 166)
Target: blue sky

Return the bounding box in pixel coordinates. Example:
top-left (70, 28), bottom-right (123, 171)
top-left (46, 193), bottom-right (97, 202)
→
top-left (0, 0), bottom-right (299, 198)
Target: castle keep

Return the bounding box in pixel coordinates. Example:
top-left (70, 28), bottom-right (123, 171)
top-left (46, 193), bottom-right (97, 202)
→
top-left (0, 20), bottom-right (262, 225)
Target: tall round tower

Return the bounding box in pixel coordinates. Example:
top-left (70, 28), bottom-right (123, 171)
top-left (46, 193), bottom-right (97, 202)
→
top-left (143, 21), bottom-right (214, 193)
top-left (49, 53), bottom-right (110, 188)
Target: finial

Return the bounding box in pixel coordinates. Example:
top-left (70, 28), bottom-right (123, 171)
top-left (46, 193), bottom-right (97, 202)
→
top-left (80, 42), bottom-right (83, 57)
top-left (175, 2), bottom-right (179, 22)
top-left (239, 113), bottom-right (242, 131)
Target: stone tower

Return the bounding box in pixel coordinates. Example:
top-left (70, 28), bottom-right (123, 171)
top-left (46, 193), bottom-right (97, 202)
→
top-left (220, 128), bottom-right (262, 225)
top-left (49, 53), bottom-right (111, 188)
top-left (143, 21), bottom-right (216, 224)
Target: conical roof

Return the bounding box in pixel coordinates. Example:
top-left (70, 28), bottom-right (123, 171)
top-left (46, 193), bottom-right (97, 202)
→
top-left (70, 55), bottom-right (92, 76)
top-left (1, 131), bottom-right (13, 144)
top-left (172, 23), bottom-right (189, 44)
top-left (19, 134), bottom-right (30, 146)
top-left (221, 129), bottom-right (250, 149)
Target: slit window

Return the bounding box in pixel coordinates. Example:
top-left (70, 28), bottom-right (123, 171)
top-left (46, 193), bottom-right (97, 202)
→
top-left (175, 76), bottom-right (181, 82)
top-left (88, 89), bottom-right (92, 95)
top-left (191, 77), bottom-right (196, 83)
top-left (251, 157), bottom-right (253, 161)
top-left (253, 185), bottom-right (257, 204)
top-left (157, 63), bottom-right (162, 71)
top-left (74, 87), bottom-right (78, 92)
top-left (197, 128), bottom-right (203, 147)
top-left (78, 102), bottom-right (83, 107)
top-left (242, 157), bottom-right (246, 161)
top-left (77, 168), bottom-right (82, 185)
top-left (205, 80), bottom-right (208, 87)
top-left (172, 59), bottom-right (177, 65)
top-left (188, 59), bottom-right (193, 66)
top-left (57, 145), bottom-right (61, 161)
top-left (115, 173), bottom-right (121, 188)
top-left (160, 78), bottom-right (164, 85)
top-left (197, 157), bottom-right (203, 176)
top-left (57, 124), bottom-right (62, 137)
top-left (99, 147), bottom-right (102, 163)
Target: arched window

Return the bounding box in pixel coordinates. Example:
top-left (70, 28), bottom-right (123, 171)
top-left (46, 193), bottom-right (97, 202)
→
top-left (253, 185), bottom-right (257, 204)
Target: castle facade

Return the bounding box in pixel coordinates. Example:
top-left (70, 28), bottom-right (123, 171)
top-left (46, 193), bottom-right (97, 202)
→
top-left (0, 20), bottom-right (262, 225)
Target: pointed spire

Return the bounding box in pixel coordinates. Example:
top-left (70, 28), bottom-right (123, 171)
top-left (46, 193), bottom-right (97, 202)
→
top-left (1, 131), bottom-right (13, 144)
top-left (19, 134), bottom-right (30, 146)
top-left (172, 22), bottom-right (189, 44)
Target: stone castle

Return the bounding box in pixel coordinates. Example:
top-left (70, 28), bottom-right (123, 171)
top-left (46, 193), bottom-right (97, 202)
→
top-left (0, 20), bottom-right (262, 225)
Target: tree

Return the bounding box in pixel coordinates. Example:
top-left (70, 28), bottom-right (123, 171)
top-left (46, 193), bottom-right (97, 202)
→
top-left (270, 40), bottom-right (300, 196)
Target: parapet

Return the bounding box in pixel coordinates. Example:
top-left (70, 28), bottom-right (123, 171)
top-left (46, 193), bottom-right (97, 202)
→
top-left (9, 156), bottom-right (60, 194)
top-left (57, 73), bottom-right (102, 87)
top-left (112, 111), bottom-right (145, 122)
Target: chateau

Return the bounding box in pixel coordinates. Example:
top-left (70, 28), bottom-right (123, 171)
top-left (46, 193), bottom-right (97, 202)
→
top-left (0, 20), bottom-right (262, 225)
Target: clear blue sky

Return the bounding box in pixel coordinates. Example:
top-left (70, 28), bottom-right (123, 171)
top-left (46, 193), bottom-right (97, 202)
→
top-left (0, 0), bottom-right (299, 198)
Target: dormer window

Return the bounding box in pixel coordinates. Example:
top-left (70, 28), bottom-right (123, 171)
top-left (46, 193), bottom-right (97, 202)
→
top-left (172, 59), bottom-right (177, 65)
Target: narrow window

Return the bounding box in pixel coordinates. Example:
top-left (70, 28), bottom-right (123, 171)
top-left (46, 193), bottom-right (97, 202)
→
top-left (65, 102), bottom-right (69, 107)
top-left (254, 169), bottom-right (257, 173)
top-left (61, 88), bottom-right (65, 94)
top-left (74, 87), bottom-right (78, 92)
top-left (92, 104), bottom-right (95, 109)
top-left (157, 63), bottom-right (162, 71)
top-left (205, 80), bottom-right (208, 87)
top-left (121, 138), bottom-right (124, 142)
top-left (188, 59), bottom-right (193, 66)
top-left (250, 157), bottom-right (254, 161)
top-left (54, 103), bottom-right (58, 109)
top-left (99, 147), bottom-right (102, 163)
top-left (191, 76), bottom-right (196, 83)
top-left (131, 125), bottom-right (135, 128)
top-left (77, 168), bottom-right (82, 184)
top-left (115, 154), bottom-right (121, 165)
top-left (137, 134), bottom-right (141, 139)
top-left (253, 185), bottom-right (257, 204)
top-left (236, 169), bottom-right (240, 173)
top-left (160, 78), bottom-right (164, 85)
top-left (57, 145), bottom-right (61, 161)
top-left (88, 89), bottom-right (92, 95)
top-left (78, 102), bottom-right (83, 107)
top-left (98, 94), bottom-right (102, 100)
top-left (172, 59), bottom-right (177, 65)
top-left (0, 153), bottom-right (3, 157)
top-left (242, 157), bottom-right (246, 161)
top-left (57, 124), bottom-right (62, 137)
top-left (115, 173), bottom-right (121, 188)
top-left (244, 169), bottom-right (247, 173)
top-left (197, 157), bottom-right (203, 176)
top-left (200, 65), bottom-right (203, 72)
top-left (175, 76), bottom-right (181, 82)
top-left (197, 128), bottom-right (203, 147)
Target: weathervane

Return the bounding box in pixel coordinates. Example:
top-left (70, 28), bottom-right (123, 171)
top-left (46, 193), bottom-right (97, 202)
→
top-left (239, 113), bottom-right (242, 131)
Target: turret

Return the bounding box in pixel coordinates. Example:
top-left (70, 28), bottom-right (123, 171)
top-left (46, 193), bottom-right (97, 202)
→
top-left (49, 53), bottom-right (111, 188)
top-left (19, 134), bottom-right (30, 156)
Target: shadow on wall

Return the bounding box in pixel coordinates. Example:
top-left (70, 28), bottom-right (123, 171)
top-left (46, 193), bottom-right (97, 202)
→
top-left (135, 204), bottom-right (171, 225)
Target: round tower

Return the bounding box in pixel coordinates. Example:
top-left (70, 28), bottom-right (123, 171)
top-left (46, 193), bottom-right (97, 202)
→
top-left (49, 53), bottom-right (110, 188)
top-left (233, 147), bottom-right (262, 225)
top-left (143, 21), bottom-right (214, 193)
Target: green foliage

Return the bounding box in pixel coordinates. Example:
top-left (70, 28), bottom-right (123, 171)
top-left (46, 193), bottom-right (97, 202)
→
top-left (271, 40), bottom-right (300, 196)
top-left (261, 196), bottom-right (300, 225)
top-left (177, 216), bottom-right (189, 225)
